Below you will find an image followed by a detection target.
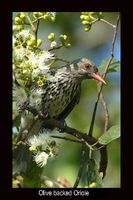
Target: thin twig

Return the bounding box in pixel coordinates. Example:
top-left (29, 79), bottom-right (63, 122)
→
top-left (98, 13), bottom-right (120, 178)
top-left (100, 18), bottom-right (116, 28)
top-left (91, 18), bottom-right (116, 29)
top-left (103, 14), bottom-right (120, 78)
top-left (35, 19), bottom-right (40, 42)
top-left (89, 13), bottom-right (120, 136)
top-left (48, 45), bottom-right (63, 52)
top-left (26, 15), bottom-right (35, 32)
top-left (99, 13), bottom-right (120, 132)
top-left (100, 92), bottom-right (109, 133)
top-left (88, 75), bottom-right (105, 137)
top-left (32, 17), bottom-right (44, 24)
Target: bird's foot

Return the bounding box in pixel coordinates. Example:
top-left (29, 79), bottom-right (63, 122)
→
top-left (35, 109), bottom-right (51, 120)
top-left (43, 109), bottom-right (51, 118)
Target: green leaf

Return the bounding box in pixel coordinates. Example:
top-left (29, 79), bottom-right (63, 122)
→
top-left (107, 68), bottom-right (119, 73)
top-left (98, 125), bottom-right (120, 145)
top-left (87, 159), bottom-right (103, 188)
top-left (108, 60), bottom-right (120, 73)
top-left (99, 59), bottom-right (120, 74)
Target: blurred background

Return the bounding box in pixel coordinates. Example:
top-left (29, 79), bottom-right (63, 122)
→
top-left (13, 12), bottom-right (120, 187)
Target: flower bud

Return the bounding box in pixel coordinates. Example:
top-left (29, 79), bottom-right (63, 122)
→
top-left (15, 17), bottom-right (22, 25)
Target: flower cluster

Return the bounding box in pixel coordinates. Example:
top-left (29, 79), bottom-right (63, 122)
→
top-left (13, 29), bottom-right (55, 88)
top-left (28, 133), bottom-right (59, 167)
top-left (13, 12), bottom-right (56, 32)
top-left (33, 12), bottom-right (56, 22)
top-left (48, 33), bottom-right (71, 49)
top-left (13, 12), bottom-right (71, 90)
top-left (80, 12), bottom-right (103, 32)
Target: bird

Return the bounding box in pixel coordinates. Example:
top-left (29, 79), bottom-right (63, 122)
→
top-left (13, 58), bottom-right (106, 173)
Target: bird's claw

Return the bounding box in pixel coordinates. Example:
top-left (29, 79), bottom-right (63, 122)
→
top-left (43, 110), bottom-right (51, 118)
top-left (37, 110), bottom-right (51, 120)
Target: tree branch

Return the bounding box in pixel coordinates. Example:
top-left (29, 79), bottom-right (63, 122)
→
top-left (15, 110), bottom-right (103, 148)
top-left (42, 117), bottom-right (102, 149)
top-left (34, 19), bottom-right (40, 42)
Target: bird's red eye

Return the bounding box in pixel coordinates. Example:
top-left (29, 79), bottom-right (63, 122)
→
top-left (85, 64), bottom-right (91, 69)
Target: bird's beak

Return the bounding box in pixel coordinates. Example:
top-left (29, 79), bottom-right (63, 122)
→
top-left (90, 72), bottom-right (106, 84)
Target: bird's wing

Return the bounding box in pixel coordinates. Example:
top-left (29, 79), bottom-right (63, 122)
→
top-left (57, 85), bottom-right (81, 120)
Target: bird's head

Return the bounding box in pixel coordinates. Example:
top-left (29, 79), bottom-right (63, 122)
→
top-left (70, 58), bottom-right (106, 84)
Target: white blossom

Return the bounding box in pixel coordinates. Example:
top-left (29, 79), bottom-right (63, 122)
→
top-left (16, 29), bottom-right (30, 40)
top-left (14, 46), bottom-right (26, 60)
top-left (28, 51), bottom-right (53, 76)
top-left (26, 50), bottom-right (35, 59)
top-left (28, 133), bottom-right (51, 148)
top-left (29, 51), bottom-right (53, 67)
top-left (40, 51), bottom-right (54, 62)
top-left (34, 151), bottom-right (49, 167)
top-left (13, 84), bottom-right (27, 106)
